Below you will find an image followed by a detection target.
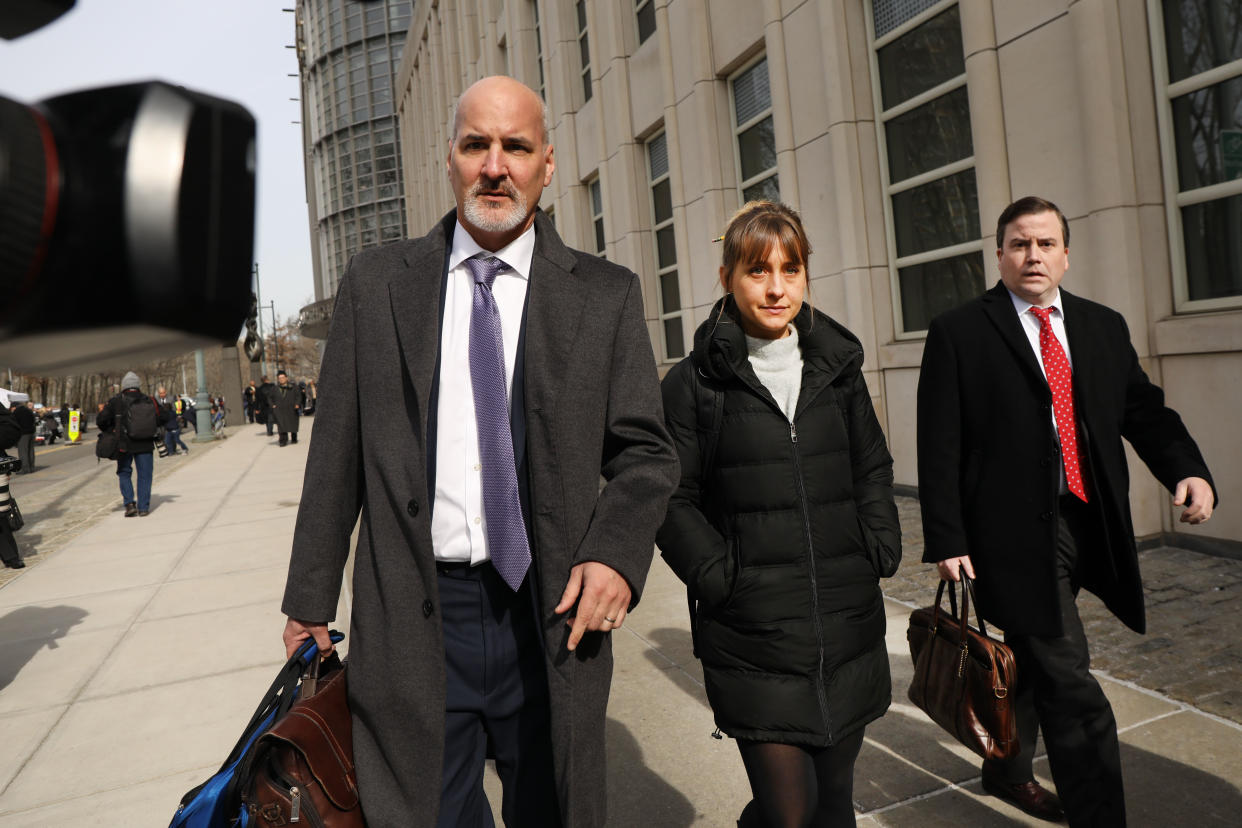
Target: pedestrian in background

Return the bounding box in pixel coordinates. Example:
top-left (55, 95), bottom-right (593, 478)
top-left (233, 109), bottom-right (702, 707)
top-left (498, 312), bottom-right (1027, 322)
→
top-left (243, 380), bottom-right (258, 423)
top-left (257, 375), bottom-right (276, 437)
top-left (270, 370), bottom-right (301, 447)
top-left (96, 372), bottom-right (161, 517)
top-left (917, 196), bottom-right (1217, 825)
top-left (40, 408), bottom-right (60, 445)
top-left (161, 397), bottom-right (189, 456)
top-left (302, 379), bottom-right (317, 416)
top-left (12, 401), bottom-right (35, 474)
top-left (180, 397), bottom-right (197, 434)
top-left (0, 403), bottom-right (24, 569)
top-left (658, 201), bottom-right (901, 828)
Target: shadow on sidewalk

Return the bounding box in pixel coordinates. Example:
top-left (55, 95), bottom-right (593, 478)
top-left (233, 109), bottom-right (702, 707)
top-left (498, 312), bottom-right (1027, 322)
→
top-left (606, 717), bottom-right (696, 826)
top-left (864, 651), bottom-right (1242, 824)
top-left (0, 605), bottom-right (89, 691)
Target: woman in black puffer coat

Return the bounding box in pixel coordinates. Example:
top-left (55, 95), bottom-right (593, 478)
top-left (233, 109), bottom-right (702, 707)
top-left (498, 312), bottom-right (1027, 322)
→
top-left (657, 202), bottom-right (900, 828)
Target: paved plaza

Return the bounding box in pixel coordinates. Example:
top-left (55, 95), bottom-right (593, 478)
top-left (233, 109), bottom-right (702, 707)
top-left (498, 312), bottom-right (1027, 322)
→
top-left (1, 419), bottom-right (1238, 825)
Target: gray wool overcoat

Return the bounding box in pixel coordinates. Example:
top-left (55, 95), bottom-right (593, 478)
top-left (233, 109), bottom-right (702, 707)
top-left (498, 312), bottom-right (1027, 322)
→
top-left (281, 209), bottom-right (679, 827)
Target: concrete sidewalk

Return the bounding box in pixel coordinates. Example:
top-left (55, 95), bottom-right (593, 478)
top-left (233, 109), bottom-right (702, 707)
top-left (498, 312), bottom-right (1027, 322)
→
top-left (1, 419), bottom-right (1239, 825)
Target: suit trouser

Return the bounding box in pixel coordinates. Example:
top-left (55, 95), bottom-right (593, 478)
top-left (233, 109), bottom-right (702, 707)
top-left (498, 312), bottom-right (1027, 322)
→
top-left (436, 561), bottom-right (560, 828)
top-left (984, 496), bottom-right (1125, 827)
top-left (16, 434), bottom-right (34, 473)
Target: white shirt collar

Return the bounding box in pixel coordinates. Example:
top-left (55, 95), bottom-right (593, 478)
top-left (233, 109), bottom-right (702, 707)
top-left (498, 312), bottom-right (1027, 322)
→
top-left (448, 219), bottom-right (536, 280)
top-left (1007, 286), bottom-right (1064, 319)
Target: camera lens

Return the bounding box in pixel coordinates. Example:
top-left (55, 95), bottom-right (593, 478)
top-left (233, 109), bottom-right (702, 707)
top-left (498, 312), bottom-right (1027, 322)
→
top-left (0, 95), bottom-right (60, 325)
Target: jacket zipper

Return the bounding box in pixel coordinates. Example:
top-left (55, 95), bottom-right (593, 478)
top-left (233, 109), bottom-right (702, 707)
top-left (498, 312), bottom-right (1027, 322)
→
top-left (790, 421), bottom-right (832, 736)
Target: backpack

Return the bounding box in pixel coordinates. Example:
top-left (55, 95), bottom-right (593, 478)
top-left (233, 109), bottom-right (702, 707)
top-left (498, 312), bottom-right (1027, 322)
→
top-left (95, 429), bottom-right (119, 460)
top-left (124, 394), bottom-right (159, 440)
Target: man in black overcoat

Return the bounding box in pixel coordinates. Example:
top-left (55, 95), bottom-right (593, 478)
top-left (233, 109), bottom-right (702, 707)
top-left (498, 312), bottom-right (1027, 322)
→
top-left (269, 370), bottom-right (301, 447)
top-left (12, 402), bottom-right (36, 474)
top-left (256, 375), bottom-right (276, 436)
top-left (280, 76), bottom-right (677, 827)
top-left (917, 196), bottom-right (1217, 826)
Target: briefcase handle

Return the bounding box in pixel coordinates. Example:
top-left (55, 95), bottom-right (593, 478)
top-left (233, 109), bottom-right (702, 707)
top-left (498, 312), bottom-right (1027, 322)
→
top-left (931, 576), bottom-right (991, 640)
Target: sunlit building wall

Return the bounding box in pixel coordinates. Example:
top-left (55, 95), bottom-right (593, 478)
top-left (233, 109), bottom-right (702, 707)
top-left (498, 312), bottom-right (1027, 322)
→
top-left (388, 1), bottom-right (1241, 549)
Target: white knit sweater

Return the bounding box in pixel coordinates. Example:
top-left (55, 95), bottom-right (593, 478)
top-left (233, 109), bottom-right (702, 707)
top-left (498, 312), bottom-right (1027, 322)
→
top-left (746, 326), bottom-right (803, 421)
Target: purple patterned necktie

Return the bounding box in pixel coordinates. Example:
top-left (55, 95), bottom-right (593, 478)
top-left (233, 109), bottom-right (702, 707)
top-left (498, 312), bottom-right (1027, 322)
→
top-left (466, 255), bottom-right (531, 590)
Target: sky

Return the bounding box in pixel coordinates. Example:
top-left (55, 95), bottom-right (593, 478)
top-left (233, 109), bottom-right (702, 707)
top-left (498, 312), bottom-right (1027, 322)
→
top-left (1, 0), bottom-right (315, 328)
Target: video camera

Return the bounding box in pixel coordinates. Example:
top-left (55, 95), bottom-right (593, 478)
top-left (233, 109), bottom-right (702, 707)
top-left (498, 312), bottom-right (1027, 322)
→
top-left (0, 1), bottom-right (256, 373)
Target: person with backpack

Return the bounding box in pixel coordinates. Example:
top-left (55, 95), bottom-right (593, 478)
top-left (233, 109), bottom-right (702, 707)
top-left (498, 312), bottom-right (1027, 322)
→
top-left (96, 372), bottom-right (162, 517)
top-left (656, 202), bottom-right (901, 828)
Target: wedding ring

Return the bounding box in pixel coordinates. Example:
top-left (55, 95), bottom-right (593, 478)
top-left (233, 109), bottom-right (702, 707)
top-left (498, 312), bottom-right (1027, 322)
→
top-left (604, 616), bottom-right (617, 623)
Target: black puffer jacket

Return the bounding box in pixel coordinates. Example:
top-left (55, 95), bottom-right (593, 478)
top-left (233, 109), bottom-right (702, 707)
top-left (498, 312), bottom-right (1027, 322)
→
top-left (656, 298), bottom-right (900, 747)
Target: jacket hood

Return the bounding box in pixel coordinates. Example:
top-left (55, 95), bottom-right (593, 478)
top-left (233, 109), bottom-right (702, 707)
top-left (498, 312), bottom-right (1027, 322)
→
top-left (691, 295), bottom-right (864, 384)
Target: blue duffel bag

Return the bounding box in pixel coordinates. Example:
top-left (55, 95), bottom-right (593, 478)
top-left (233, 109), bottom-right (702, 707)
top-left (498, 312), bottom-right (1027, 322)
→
top-left (168, 631), bottom-right (344, 828)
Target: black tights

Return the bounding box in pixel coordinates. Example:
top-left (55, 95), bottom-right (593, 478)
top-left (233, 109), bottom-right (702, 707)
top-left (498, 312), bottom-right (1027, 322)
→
top-left (736, 727), bottom-right (865, 828)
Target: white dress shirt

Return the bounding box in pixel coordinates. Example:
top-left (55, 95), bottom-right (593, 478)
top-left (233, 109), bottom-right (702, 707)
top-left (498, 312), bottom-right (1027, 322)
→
top-left (431, 220), bottom-right (535, 564)
top-left (1007, 287), bottom-right (1073, 495)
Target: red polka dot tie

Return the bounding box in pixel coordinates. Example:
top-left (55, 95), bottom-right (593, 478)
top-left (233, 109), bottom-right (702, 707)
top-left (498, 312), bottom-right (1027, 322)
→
top-left (1030, 307), bottom-right (1088, 502)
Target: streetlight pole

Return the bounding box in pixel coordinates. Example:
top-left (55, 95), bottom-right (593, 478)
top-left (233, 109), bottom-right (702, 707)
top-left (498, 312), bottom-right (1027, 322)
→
top-left (193, 349), bottom-right (212, 442)
top-left (268, 302), bottom-right (281, 371)
top-left (258, 301), bottom-right (280, 373)
top-left (253, 263), bottom-right (269, 378)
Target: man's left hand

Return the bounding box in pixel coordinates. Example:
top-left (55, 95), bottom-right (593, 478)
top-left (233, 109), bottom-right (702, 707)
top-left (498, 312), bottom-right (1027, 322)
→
top-left (1174, 476), bottom-right (1214, 524)
top-left (554, 561), bottom-right (631, 652)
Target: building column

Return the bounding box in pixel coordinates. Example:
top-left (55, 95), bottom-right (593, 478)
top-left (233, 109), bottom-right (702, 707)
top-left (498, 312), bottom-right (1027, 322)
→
top-left (762, 0), bottom-right (800, 208)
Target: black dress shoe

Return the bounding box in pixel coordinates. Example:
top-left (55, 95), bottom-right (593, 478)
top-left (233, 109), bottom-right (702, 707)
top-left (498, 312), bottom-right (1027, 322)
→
top-left (981, 773), bottom-right (1065, 822)
top-left (5, 559), bottom-right (25, 569)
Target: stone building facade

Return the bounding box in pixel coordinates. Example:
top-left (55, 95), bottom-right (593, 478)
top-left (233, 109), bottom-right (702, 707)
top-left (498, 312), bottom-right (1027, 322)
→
top-left (391, 0), bottom-right (1241, 549)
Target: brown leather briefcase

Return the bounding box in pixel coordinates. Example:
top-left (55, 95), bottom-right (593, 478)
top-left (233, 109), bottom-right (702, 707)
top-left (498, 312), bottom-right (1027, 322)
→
top-left (240, 657), bottom-right (364, 827)
top-left (907, 577), bottom-right (1019, 761)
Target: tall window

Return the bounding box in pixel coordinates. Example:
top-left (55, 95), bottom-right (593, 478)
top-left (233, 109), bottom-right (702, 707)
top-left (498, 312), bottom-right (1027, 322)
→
top-left (636, 0), bottom-right (656, 44)
top-left (1151, 0), bottom-right (1242, 309)
top-left (533, 0), bottom-right (546, 100)
top-left (577, 0), bottom-right (592, 102)
top-left (730, 57), bottom-right (779, 202)
top-left (648, 132), bottom-right (685, 360)
top-left (867, 1), bottom-right (983, 335)
top-left (588, 177), bottom-right (606, 257)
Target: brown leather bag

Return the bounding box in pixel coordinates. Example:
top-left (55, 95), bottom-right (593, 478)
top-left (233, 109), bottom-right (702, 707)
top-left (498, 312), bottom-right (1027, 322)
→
top-left (240, 656), bottom-right (364, 827)
top-left (907, 577), bottom-right (1019, 761)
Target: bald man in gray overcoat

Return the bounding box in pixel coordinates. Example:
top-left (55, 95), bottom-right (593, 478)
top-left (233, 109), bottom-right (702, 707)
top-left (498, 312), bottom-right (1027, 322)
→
top-left (280, 76), bottom-right (677, 827)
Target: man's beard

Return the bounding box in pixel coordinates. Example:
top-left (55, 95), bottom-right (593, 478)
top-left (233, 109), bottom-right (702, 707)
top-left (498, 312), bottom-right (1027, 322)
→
top-left (463, 179), bottom-right (529, 234)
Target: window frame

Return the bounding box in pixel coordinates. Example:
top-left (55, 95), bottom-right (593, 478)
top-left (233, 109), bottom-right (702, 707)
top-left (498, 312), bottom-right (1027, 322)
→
top-left (577, 0), bottom-right (593, 103)
top-left (728, 54), bottom-right (780, 204)
top-left (636, 0), bottom-right (656, 45)
top-left (646, 130), bottom-right (686, 362)
top-left (1146, 0), bottom-right (1242, 312)
top-left (532, 0), bottom-right (546, 100)
top-left (864, 0), bottom-right (985, 339)
top-left (587, 175), bottom-right (606, 257)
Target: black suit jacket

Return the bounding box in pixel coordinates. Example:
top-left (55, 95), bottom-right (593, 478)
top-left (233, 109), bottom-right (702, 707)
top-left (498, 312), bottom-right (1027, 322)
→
top-left (917, 282), bottom-right (1215, 636)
